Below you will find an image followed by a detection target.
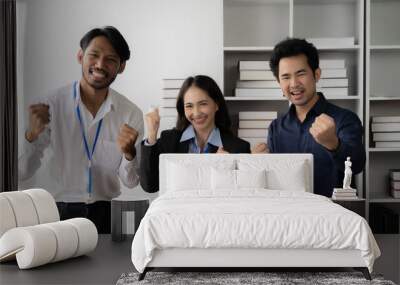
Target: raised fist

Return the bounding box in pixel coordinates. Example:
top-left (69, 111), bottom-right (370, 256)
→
top-left (26, 104), bottom-right (50, 142)
top-left (251, 143), bottom-right (269, 154)
top-left (309, 113), bottom-right (339, 151)
top-left (216, 146), bottom-right (229, 154)
top-left (145, 107), bottom-right (160, 145)
top-left (117, 124), bottom-right (139, 161)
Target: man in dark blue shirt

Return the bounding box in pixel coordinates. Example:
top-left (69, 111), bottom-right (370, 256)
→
top-left (256, 38), bottom-right (365, 197)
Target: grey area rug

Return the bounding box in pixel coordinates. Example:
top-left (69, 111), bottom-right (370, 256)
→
top-left (116, 271), bottom-right (396, 285)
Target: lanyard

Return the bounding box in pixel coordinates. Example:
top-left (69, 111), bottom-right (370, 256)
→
top-left (73, 81), bottom-right (103, 199)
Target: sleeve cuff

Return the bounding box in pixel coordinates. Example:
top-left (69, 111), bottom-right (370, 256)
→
top-left (23, 129), bottom-right (50, 153)
top-left (143, 139), bottom-right (156, 146)
top-left (120, 154), bottom-right (136, 170)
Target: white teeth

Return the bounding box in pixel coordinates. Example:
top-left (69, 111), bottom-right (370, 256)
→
top-left (193, 117), bottom-right (206, 123)
top-left (92, 71), bottom-right (105, 78)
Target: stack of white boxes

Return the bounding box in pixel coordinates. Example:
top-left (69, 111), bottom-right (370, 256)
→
top-left (316, 59), bottom-right (349, 97)
top-left (237, 111), bottom-right (277, 148)
top-left (236, 61), bottom-right (281, 98)
top-left (332, 188), bottom-right (358, 200)
top-left (390, 169), bottom-right (400, 198)
top-left (160, 79), bottom-right (183, 132)
top-left (235, 58), bottom-right (349, 98)
top-left (371, 116), bottom-right (400, 148)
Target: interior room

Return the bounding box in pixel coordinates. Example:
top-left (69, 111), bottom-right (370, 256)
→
top-left (1, 0), bottom-right (399, 284)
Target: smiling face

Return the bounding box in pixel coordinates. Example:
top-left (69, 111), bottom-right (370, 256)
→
top-left (278, 54), bottom-right (320, 110)
top-left (183, 86), bottom-right (219, 133)
top-left (78, 36), bottom-right (125, 90)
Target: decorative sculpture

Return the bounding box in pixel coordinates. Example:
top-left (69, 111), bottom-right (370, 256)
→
top-left (343, 157), bottom-right (353, 190)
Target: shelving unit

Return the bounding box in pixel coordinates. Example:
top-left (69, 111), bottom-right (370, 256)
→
top-left (365, 0), bottom-right (400, 230)
top-left (223, 0), bottom-right (364, 191)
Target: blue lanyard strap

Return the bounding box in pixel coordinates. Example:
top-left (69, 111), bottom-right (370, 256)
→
top-left (73, 81), bottom-right (103, 197)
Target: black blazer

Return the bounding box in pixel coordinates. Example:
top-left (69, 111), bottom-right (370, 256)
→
top-left (140, 128), bottom-right (251, 193)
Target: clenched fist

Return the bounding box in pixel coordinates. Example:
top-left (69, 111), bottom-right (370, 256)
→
top-left (117, 124), bottom-right (139, 161)
top-left (216, 146), bottom-right (229, 154)
top-left (145, 108), bottom-right (160, 145)
top-left (26, 104), bottom-right (50, 142)
top-left (309, 113), bottom-right (339, 151)
top-left (251, 143), bottom-right (269, 154)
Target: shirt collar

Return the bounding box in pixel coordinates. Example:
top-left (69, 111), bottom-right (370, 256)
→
top-left (180, 125), bottom-right (223, 148)
top-left (288, 92), bottom-right (327, 120)
top-left (311, 92), bottom-right (327, 116)
top-left (74, 81), bottom-right (114, 122)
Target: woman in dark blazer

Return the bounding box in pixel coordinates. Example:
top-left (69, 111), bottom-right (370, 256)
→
top-left (140, 75), bottom-right (251, 193)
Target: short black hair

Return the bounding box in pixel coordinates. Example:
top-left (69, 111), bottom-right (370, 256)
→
top-left (176, 75), bottom-right (232, 134)
top-left (80, 26), bottom-right (130, 62)
top-left (270, 38), bottom-right (319, 80)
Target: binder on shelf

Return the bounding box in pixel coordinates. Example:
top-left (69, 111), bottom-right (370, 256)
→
top-left (372, 116), bottom-right (400, 123)
top-left (235, 88), bottom-right (282, 97)
top-left (239, 70), bottom-right (275, 81)
top-left (239, 61), bottom-right (270, 70)
top-left (236, 80), bottom-right (279, 89)
top-left (390, 169), bottom-right (400, 181)
top-left (306, 37), bottom-right (355, 47)
top-left (390, 189), bottom-right (400, 199)
top-left (238, 59), bottom-right (346, 70)
top-left (239, 120), bottom-right (272, 129)
top-left (373, 132), bottom-right (400, 142)
top-left (318, 87), bottom-right (349, 96)
top-left (375, 141), bottom-right (400, 148)
top-left (319, 59), bottom-right (346, 69)
top-left (320, 69), bottom-right (347, 78)
top-left (239, 111), bottom-right (278, 120)
top-left (161, 98), bottom-right (177, 108)
top-left (238, 129), bottom-right (268, 138)
top-left (316, 78), bottom-right (348, 88)
top-left (371, 123), bottom-right (400, 132)
top-left (162, 89), bottom-right (180, 99)
top-left (391, 181), bottom-right (400, 190)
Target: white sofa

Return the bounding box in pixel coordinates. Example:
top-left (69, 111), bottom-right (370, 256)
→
top-left (0, 189), bottom-right (98, 269)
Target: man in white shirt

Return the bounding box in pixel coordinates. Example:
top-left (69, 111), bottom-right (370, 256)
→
top-left (19, 26), bottom-right (144, 233)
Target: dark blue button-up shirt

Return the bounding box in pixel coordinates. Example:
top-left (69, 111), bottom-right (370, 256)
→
top-left (268, 93), bottom-right (365, 197)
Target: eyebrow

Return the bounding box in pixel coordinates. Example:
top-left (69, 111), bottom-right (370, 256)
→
top-left (184, 99), bottom-right (209, 105)
top-left (88, 48), bottom-right (118, 59)
top-left (295, 69), bottom-right (307, 74)
top-left (280, 68), bottom-right (307, 77)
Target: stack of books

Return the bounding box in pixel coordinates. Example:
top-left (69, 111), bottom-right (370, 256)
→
top-left (371, 116), bottom-right (400, 148)
top-left (390, 169), bottom-right (400, 199)
top-left (306, 37), bottom-right (355, 48)
top-left (236, 61), bottom-right (281, 98)
top-left (235, 59), bottom-right (349, 98)
top-left (317, 59), bottom-right (349, 97)
top-left (161, 79), bottom-right (183, 132)
top-left (332, 188), bottom-right (358, 200)
top-left (237, 111), bottom-right (277, 147)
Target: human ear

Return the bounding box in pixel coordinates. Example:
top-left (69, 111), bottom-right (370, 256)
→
top-left (314, 68), bottom-right (321, 82)
top-left (118, 61), bottom-right (126, 74)
top-left (77, 49), bottom-right (83, 64)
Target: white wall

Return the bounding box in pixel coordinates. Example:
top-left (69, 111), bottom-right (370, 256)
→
top-left (17, 0), bottom-right (223, 198)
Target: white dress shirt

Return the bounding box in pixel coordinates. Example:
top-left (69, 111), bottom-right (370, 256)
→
top-left (19, 82), bottom-right (144, 203)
